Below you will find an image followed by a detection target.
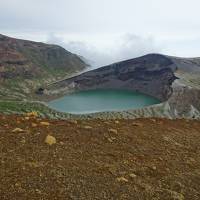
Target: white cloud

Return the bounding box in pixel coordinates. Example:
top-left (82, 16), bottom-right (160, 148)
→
top-left (47, 33), bottom-right (162, 68)
top-left (1, 0), bottom-right (200, 61)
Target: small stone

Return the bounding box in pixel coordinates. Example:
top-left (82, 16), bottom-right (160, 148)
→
top-left (108, 128), bottom-right (118, 134)
top-left (35, 189), bottom-right (42, 194)
top-left (27, 161), bottom-right (39, 168)
top-left (108, 138), bottom-right (113, 142)
top-left (31, 123), bottom-right (37, 127)
top-left (45, 135), bottom-right (56, 145)
top-left (84, 125), bottom-right (92, 129)
top-left (40, 121), bottom-right (50, 126)
top-left (151, 166), bottom-right (157, 170)
top-left (15, 182), bottom-right (21, 187)
top-left (150, 119), bottom-right (157, 122)
top-left (129, 173), bottom-right (137, 178)
top-left (132, 122), bottom-right (142, 127)
top-left (107, 136), bottom-right (116, 143)
top-left (115, 120), bottom-right (120, 124)
top-left (116, 177), bottom-right (129, 183)
top-left (26, 111), bottom-right (38, 118)
top-left (12, 128), bottom-right (24, 133)
top-left (24, 117), bottom-right (30, 120)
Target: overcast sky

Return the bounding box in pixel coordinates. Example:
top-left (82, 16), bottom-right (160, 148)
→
top-left (1, 0), bottom-right (200, 67)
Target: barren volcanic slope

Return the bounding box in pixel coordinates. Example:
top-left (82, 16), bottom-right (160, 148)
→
top-left (0, 34), bottom-right (88, 100)
top-left (0, 114), bottom-right (200, 199)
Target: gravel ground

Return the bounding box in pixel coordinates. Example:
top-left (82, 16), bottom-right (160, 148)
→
top-left (0, 114), bottom-right (200, 199)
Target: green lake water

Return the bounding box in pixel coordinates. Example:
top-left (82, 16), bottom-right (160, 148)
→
top-left (48, 89), bottom-right (160, 114)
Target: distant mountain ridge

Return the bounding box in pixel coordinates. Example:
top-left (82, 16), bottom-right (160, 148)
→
top-left (0, 34), bottom-right (88, 100)
top-left (0, 34), bottom-right (87, 79)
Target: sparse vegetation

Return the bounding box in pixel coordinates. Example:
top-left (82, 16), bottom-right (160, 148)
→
top-left (0, 115), bottom-right (199, 199)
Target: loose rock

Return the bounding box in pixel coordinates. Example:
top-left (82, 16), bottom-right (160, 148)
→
top-left (45, 135), bottom-right (56, 145)
top-left (40, 121), bottom-right (50, 126)
top-left (132, 122), bottom-right (142, 127)
top-left (26, 111), bottom-right (38, 118)
top-left (108, 128), bottom-right (118, 134)
top-left (12, 128), bottom-right (24, 133)
top-left (31, 123), bottom-right (37, 127)
top-left (83, 125), bottom-right (93, 129)
top-left (129, 173), bottom-right (137, 178)
top-left (116, 177), bottom-right (129, 183)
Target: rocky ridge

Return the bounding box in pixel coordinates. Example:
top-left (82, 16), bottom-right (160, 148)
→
top-left (0, 34), bottom-right (88, 100)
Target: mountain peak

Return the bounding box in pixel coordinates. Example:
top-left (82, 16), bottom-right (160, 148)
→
top-left (0, 33), bottom-right (88, 100)
top-left (0, 34), bottom-right (8, 40)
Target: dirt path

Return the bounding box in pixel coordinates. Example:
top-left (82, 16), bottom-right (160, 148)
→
top-left (0, 115), bottom-right (200, 199)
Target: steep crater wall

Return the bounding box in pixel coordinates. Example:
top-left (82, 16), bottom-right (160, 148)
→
top-left (43, 54), bottom-right (178, 102)
top-left (38, 54), bottom-right (200, 119)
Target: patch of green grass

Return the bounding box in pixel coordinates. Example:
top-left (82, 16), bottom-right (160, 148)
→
top-left (0, 101), bottom-right (73, 119)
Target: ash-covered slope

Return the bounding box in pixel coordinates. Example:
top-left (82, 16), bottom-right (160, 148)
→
top-left (42, 54), bottom-right (200, 119)
top-left (0, 34), bottom-right (88, 100)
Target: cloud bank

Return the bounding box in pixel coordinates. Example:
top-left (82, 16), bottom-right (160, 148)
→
top-left (47, 33), bottom-right (162, 68)
top-left (1, 0), bottom-right (200, 60)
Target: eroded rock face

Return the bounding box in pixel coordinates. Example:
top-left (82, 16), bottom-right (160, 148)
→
top-left (168, 84), bottom-right (200, 116)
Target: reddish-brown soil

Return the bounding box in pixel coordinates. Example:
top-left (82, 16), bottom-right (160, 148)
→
top-left (0, 115), bottom-right (200, 199)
